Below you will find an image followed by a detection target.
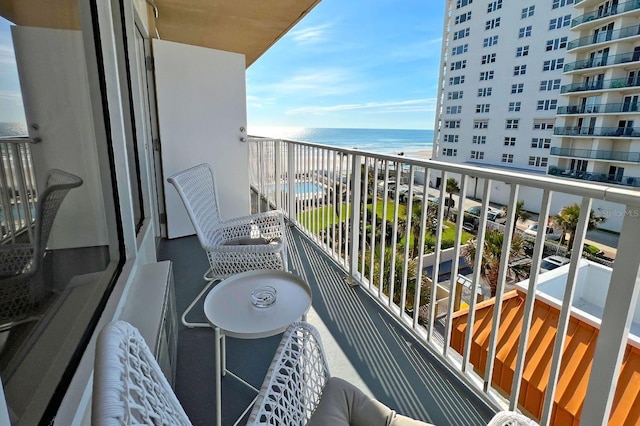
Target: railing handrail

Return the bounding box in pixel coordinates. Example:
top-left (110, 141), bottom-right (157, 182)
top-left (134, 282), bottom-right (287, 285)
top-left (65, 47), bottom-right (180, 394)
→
top-left (249, 136), bottom-right (640, 206)
top-left (0, 136), bottom-right (37, 145)
top-left (571, 0), bottom-right (640, 28)
top-left (550, 146), bottom-right (640, 162)
top-left (561, 76), bottom-right (640, 93)
top-left (568, 24), bottom-right (640, 50)
top-left (557, 102), bottom-right (640, 114)
top-left (563, 50), bottom-right (640, 72)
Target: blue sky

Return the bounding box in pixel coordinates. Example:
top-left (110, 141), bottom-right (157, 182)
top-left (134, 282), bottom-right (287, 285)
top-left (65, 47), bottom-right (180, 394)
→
top-left (247, 0), bottom-right (444, 130)
top-left (0, 1), bottom-right (444, 130)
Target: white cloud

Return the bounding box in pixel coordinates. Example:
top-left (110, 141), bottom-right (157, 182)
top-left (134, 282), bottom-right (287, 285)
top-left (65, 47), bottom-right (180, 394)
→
top-left (288, 23), bottom-right (332, 45)
top-left (0, 43), bottom-right (16, 66)
top-left (259, 68), bottom-right (363, 97)
top-left (0, 90), bottom-right (22, 101)
top-left (286, 98), bottom-right (437, 115)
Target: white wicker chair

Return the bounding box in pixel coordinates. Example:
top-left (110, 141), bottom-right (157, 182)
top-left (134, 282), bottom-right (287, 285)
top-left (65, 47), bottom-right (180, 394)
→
top-left (167, 163), bottom-right (288, 327)
top-left (92, 320), bottom-right (192, 426)
top-left (0, 169), bottom-right (82, 331)
top-left (487, 411), bottom-right (539, 426)
top-left (247, 321), bottom-right (330, 426)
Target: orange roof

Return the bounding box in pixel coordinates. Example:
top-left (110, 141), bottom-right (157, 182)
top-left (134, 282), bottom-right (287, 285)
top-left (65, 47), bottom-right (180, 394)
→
top-left (450, 289), bottom-right (640, 425)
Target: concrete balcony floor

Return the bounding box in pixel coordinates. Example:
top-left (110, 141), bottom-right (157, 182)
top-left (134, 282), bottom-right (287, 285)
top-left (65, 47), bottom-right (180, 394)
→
top-left (158, 225), bottom-right (496, 425)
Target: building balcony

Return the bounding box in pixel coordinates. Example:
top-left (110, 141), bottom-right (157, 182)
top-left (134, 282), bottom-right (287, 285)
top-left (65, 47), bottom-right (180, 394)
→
top-left (563, 50), bottom-right (640, 73)
top-left (554, 125), bottom-right (640, 137)
top-left (567, 24), bottom-right (640, 51)
top-left (548, 166), bottom-right (640, 186)
top-left (556, 102), bottom-right (640, 114)
top-left (560, 76), bottom-right (640, 94)
top-left (210, 136), bottom-right (640, 426)
top-left (550, 146), bottom-right (640, 162)
top-left (571, 0), bottom-right (640, 28)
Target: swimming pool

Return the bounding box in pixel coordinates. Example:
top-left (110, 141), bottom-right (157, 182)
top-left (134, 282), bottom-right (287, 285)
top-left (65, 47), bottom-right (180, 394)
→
top-left (281, 182), bottom-right (324, 195)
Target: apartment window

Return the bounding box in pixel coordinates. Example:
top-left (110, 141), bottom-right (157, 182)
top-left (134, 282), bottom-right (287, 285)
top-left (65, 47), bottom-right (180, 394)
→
top-left (516, 45), bottom-right (529, 57)
top-left (473, 135), bottom-right (487, 144)
top-left (511, 83), bottom-right (524, 94)
top-left (480, 70), bottom-right (494, 81)
top-left (540, 79), bottom-right (561, 91)
top-left (543, 58), bottom-right (564, 71)
top-left (502, 154), bottom-right (514, 163)
top-left (455, 11), bottom-right (472, 24)
top-left (518, 26), bottom-right (532, 38)
top-left (487, 0), bottom-right (502, 13)
top-left (504, 137), bottom-right (516, 146)
top-left (521, 6), bottom-right (535, 18)
top-left (483, 35), bottom-right (499, 47)
top-left (537, 99), bottom-right (558, 110)
top-left (509, 101), bottom-right (522, 112)
top-left (546, 37), bottom-right (568, 51)
top-left (446, 105), bottom-right (462, 114)
top-left (478, 87), bottom-right (492, 97)
top-left (485, 18), bottom-right (501, 30)
top-left (549, 15), bottom-right (571, 30)
top-left (471, 150), bottom-right (485, 159)
top-left (476, 103), bottom-right (491, 113)
top-left (514, 65), bottom-right (527, 76)
top-left (454, 27), bottom-right (470, 40)
top-left (481, 53), bottom-right (496, 64)
top-left (552, 0), bottom-right (574, 8)
top-left (450, 60), bottom-right (467, 70)
top-left (506, 119), bottom-right (519, 129)
top-left (444, 134), bottom-right (459, 143)
top-left (474, 120), bottom-right (489, 129)
top-left (456, 0), bottom-right (473, 8)
top-left (449, 75), bottom-right (466, 85)
top-left (533, 121), bottom-right (555, 130)
top-left (444, 119), bottom-right (461, 128)
top-left (529, 156), bottom-right (548, 167)
top-left (531, 138), bottom-right (551, 148)
top-left (443, 148), bottom-right (458, 157)
top-left (447, 91), bottom-right (464, 100)
top-left (452, 44), bottom-right (468, 55)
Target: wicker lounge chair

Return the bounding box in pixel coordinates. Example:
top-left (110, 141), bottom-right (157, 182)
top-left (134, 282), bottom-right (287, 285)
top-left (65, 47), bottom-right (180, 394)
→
top-left (167, 163), bottom-right (288, 327)
top-left (0, 169), bottom-right (82, 331)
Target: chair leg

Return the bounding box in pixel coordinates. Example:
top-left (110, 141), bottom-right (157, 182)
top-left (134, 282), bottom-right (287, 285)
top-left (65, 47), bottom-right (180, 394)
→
top-left (181, 278), bottom-right (218, 328)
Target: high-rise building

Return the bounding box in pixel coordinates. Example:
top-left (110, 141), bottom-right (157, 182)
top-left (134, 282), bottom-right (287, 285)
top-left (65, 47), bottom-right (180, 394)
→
top-left (434, 0), bottom-right (573, 173)
top-left (432, 0), bottom-right (640, 231)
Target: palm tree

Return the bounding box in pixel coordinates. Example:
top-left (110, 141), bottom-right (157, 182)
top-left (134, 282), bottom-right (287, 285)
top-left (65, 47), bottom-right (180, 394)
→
top-left (461, 230), bottom-right (527, 297)
top-left (445, 177), bottom-right (460, 217)
top-left (553, 203), bottom-right (606, 251)
top-left (502, 200), bottom-right (531, 235)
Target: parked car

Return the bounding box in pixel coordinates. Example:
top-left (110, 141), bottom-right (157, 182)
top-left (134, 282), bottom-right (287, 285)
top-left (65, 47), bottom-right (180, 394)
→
top-left (431, 196), bottom-right (455, 208)
top-left (540, 255), bottom-right (570, 272)
top-left (523, 223), bottom-right (563, 241)
top-left (456, 205), bottom-right (506, 230)
top-left (398, 186), bottom-right (424, 203)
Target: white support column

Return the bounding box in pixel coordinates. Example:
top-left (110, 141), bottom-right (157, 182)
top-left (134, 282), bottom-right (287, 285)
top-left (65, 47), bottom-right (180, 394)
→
top-left (287, 142), bottom-right (296, 222)
top-left (274, 140), bottom-right (281, 210)
top-left (581, 205), bottom-right (640, 426)
top-left (349, 154), bottom-right (362, 281)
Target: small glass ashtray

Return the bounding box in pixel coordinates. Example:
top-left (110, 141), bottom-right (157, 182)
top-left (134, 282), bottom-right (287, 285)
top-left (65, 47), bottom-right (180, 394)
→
top-left (251, 285), bottom-right (277, 308)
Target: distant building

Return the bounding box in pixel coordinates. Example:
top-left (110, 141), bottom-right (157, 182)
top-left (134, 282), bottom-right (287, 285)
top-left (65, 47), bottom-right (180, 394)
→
top-left (432, 0), bottom-right (640, 232)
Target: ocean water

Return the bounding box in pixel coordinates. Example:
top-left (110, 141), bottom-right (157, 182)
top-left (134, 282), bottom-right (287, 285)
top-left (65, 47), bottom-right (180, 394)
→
top-left (249, 126), bottom-right (434, 156)
top-left (0, 122), bottom-right (28, 137)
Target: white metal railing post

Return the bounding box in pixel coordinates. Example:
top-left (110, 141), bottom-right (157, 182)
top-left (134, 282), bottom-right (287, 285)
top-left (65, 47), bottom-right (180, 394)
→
top-left (412, 171), bottom-right (430, 329)
top-left (274, 139), bottom-right (281, 210)
top-left (581, 203), bottom-right (640, 426)
top-left (287, 142), bottom-right (296, 222)
top-left (509, 189), bottom-right (553, 410)
top-left (540, 197), bottom-right (592, 425)
top-left (349, 154), bottom-right (362, 282)
top-left (483, 183), bottom-right (519, 392)
top-left (428, 171), bottom-right (448, 340)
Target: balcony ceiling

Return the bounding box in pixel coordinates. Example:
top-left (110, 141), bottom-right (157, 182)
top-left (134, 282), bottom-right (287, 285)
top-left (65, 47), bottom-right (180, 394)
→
top-left (0, 0), bottom-right (322, 68)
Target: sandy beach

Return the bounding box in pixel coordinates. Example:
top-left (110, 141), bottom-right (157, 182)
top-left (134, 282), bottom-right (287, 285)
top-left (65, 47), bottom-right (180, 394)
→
top-left (399, 150), bottom-right (432, 160)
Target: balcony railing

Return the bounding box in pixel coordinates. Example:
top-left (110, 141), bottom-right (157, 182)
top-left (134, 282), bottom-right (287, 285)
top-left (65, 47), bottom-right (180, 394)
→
top-left (554, 125), bottom-right (640, 137)
top-left (572, 0), bottom-right (640, 28)
top-left (556, 102), bottom-right (640, 114)
top-left (249, 136), bottom-right (640, 426)
top-left (548, 166), bottom-right (640, 186)
top-left (550, 146), bottom-right (640, 162)
top-left (561, 76), bottom-right (640, 93)
top-left (567, 24), bottom-right (640, 50)
top-left (563, 50), bottom-right (640, 72)
top-left (0, 138), bottom-right (38, 244)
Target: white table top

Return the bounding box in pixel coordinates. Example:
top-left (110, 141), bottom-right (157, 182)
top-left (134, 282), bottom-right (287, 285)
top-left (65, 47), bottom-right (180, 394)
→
top-left (203, 269), bottom-right (312, 339)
